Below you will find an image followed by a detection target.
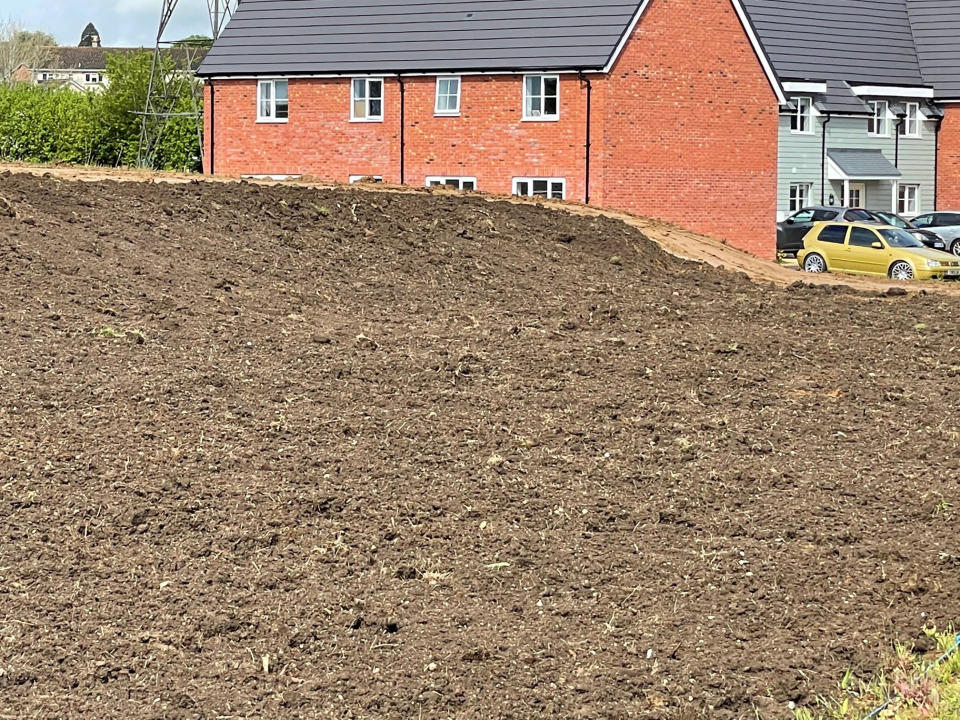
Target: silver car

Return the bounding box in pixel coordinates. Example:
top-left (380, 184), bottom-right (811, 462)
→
top-left (911, 211), bottom-right (960, 256)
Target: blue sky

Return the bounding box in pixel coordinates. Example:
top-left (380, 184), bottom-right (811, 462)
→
top-left (1, 0), bottom-right (215, 47)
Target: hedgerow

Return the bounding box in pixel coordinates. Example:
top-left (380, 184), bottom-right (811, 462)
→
top-left (0, 50), bottom-right (201, 171)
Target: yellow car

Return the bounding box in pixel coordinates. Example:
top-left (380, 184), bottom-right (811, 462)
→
top-left (797, 221), bottom-right (960, 280)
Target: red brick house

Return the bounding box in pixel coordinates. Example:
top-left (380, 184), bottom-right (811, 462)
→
top-left (197, 0), bottom-right (787, 258)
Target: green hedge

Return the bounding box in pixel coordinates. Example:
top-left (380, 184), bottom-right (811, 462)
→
top-left (0, 50), bottom-right (202, 172)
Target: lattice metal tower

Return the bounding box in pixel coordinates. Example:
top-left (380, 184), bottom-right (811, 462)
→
top-left (137, 0), bottom-right (234, 169)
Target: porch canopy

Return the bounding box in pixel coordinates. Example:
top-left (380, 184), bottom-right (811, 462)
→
top-left (826, 148), bottom-right (902, 208)
top-left (827, 148), bottom-right (901, 181)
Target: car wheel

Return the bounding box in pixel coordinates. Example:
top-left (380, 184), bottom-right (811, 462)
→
top-left (951, 240), bottom-right (960, 257)
top-left (802, 253), bottom-right (827, 273)
top-left (889, 261), bottom-right (914, 281)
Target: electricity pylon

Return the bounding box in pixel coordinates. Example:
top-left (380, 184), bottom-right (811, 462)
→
top-left (136, 0), bottom-right (234, 169)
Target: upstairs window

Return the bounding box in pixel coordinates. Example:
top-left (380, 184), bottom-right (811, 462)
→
top-left (790, 97), bottom-right (812, 133)
top-left (84, 72), bottom-right (101, 83)
top-left (426, 176), bottom-right (476, 190)
top-left (899, 102), bottom-right (921, 137)
top-left (513, 177), bottom-right (565, 199)
top-left (867, 100), bottom-right (889, 136)
top-left (435, 76), bottom-right (461, 116)
top-left (352, 78), bottom-right (383, 121)
top-left (523, 75), bottom-right (558, 120)
top-left (257, 79), bottom-right (288, 122)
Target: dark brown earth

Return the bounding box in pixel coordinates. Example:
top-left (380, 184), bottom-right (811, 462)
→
top-left (0, 171), bottom-right (958, 720)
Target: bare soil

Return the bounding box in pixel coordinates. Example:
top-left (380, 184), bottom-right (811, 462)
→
top-left (1, 171), bottom-right (958, 720)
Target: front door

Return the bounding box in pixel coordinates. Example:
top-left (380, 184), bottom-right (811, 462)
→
top-left (848, 183), bottom-right (866, 208)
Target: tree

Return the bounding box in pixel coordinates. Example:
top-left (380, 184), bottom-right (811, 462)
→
top-left (98, 50), bottom-right (202, 170)
top-left (0, 21), bottom-right (55, 85)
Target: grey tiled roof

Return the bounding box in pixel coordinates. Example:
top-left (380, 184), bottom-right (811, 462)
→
top-left (741, 0), bottom-right (925, 86)
top-left (813, 80), bottom-right (871, 115)
top-left (908, 0), bottom-right (960, 99)
top-left (828, 148), bottom-right (902, 178)
top-left (197, 0), bottom-right (642, 76)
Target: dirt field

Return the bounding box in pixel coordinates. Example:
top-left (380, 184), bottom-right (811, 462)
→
top-left (1, 171), bottom-right (958, 720)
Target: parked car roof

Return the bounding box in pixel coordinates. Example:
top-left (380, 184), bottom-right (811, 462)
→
top-left (197, 0), bottom-right (643, 77)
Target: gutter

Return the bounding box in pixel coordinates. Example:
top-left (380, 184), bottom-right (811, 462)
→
top-left (209, 80), bottom-right (215, 174)
top-left (820, 112), bottom-right (832, 205)
top-left (934, 115), bottom-right (943, 209)
top-left (398, 77), bottom-right (406, 185)
top-left (894, 114), bottom-right (905, 168)
top-left (578, 71), bottom-right (592, 205)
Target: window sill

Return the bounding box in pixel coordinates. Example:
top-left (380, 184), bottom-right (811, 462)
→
top-left (434, 111), bottom-right (461, 117)
top-left (521, 116), bottom-right (559, 123)
top-left (256, 118), bottom-right (288, 124)
top-left (789, 130), bottom-right (815, 135)
top-left (350, 117), bottom-right (384, 123)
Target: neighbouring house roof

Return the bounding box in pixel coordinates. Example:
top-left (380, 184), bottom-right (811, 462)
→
top-left (196, 0), bottom-right (644, 77)
top-left (34, 46), bottom-right (208, 73)
top-left (740, 0), bottom-right (925, 87)
top-left (827, 148), bottom-right (902, 180)
top-left (813, 80), bottom-right (871, 115)
top-left (907, 0), bottom-right (960, 99)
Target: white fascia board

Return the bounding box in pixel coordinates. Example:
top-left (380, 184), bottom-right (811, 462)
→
top-left (203, 69), bottom-right (603, 81)
top-left (850, 85), bottom-right (934, 99)
top-left (783, 81), bottom-right (827, 93)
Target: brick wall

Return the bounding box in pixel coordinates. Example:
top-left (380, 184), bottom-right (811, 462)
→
top-left (598, 0), bottom-right (780, 257)
top-left (202, 0), bottom-right (781, 257)
top-left (936, 104), bottom-right (960, 209)
top-left (204, 78), bottom-right (400, 179)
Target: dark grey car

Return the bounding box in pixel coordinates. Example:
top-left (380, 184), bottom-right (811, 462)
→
top-left (777, 206), bottom-right (879, 255)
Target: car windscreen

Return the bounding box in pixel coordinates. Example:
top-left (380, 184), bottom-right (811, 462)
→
top-left (879, 228), bottom-right (924, 248)
top-left (878, 213), bottom-right (909, 228)
top-left (843, 209), bottom-right (875, 222)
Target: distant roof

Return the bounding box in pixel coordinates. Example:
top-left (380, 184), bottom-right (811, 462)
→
top-left (35, 46), bottom-right (208, 72)
top-left (828, 148), bottom-right (901, 179)
top-left (197, 0), bottom-right (643, 77)
top-left (79, 22), bottom-right (101, 47)
top-left (741, 0), bottom-right (925, 87)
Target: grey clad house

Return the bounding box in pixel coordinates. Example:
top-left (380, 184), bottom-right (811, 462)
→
top-left (744, 0), bottom-right (942, 220)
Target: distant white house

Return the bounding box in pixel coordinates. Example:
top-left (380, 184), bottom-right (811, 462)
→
top-left (13, 22), bottom-right (206, 93)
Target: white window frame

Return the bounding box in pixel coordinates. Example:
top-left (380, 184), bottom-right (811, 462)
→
top-left (898, 184), bottom-right (920, 215)
top-left (788, 183), bottom-right (812, 213)
top-left (899, 102), bottom-right (921, 138)
top-left (257, 78), bottom-right (289, 123)
top-left (522, 74), bottom-right (559, 121)
top-left (351, 77), bottom-right (384, 122)
top-left (349, 175), bottom-right (383, 183)
top-left (513, 177), bottom-right (565, 199)
top-left (84, 72), bottom-right (101, 84)
top-left (790, 97), bottom-right (813, 134)
top-left (434, 76), bottom-right (461, 117)
top-left (425, 176), bottom-right (476, 190)
top-left (868, 100), bottom-right (890, 136)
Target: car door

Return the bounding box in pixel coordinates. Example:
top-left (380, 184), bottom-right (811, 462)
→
top-left (932, 213), bottom-right (960, 242)
top-left (846, 226), bottom-right (886, 275)
top-left (814, 224), bottom-right (850, 268)
top-left (780, 209), bottom-right (816, 251)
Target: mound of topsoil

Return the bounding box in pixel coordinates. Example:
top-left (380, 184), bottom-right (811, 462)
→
top-left (0, 172), bottom-right (958, 720)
